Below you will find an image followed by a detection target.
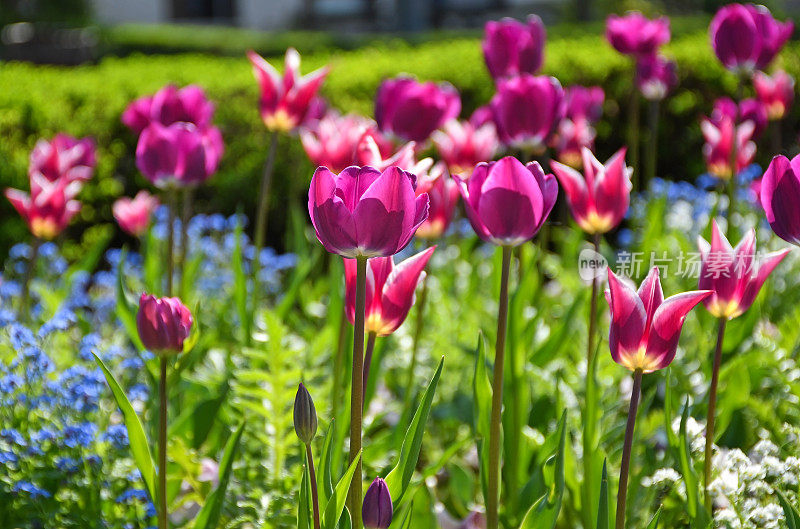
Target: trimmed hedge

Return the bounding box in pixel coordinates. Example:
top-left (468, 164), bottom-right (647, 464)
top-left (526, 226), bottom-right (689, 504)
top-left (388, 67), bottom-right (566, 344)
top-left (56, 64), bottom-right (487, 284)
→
top-left (1, 27), bottom-right (798, 258)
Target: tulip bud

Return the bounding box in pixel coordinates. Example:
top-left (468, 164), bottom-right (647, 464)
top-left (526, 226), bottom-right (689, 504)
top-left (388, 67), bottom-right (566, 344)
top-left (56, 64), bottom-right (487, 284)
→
top-left (362, 477), bottom-right (392, 529)
top-left (136, 294), bottom-right (193, 355)
top-left (293, 383), bottom-right (317, 445)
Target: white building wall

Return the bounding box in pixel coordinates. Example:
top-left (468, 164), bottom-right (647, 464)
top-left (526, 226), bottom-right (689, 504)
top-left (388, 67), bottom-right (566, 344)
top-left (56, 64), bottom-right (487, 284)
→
top-left (236, 0), bottom-right (305, 30)
top-left (92, 0), bottom-right (167, 24)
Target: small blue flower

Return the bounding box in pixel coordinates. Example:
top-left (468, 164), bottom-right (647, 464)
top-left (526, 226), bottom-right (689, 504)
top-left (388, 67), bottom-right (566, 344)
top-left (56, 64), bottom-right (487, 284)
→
top-left (12, 480), bottom-right (51, 499)
top-left (1, 428), bottom-right (27, 447)
top-left (116, 488), bottom-right (150, 504)
top-left (101, 424), bottom-right (129, 449)
top-left (61, 422), bottom-right (97, 448)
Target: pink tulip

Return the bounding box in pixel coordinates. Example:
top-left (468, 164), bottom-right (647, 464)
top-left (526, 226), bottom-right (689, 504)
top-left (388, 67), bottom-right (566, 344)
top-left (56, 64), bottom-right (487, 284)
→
top-left (562, 85), bottom-right (605, 124)
top-left (136, 293), bottom-right (193, 355)
top-left (606, 267), bottom-right (711, 373)
top-left (5, 174), bottom-right (82, 240)
top-left (701, 114), bottom-right (756, 180)
top-left (550, 118), bottom-right (597, 169)
top-left (491, 74), bottom-right (564, 151)
top-left (375, 76), bottom-right (461, 143)
top-left (29, 134), bottom-right (96, 185)
top-left (606, 12), bottom-right (671, 56)
top-left (344, 247), bottom-right (435, 336)
top-left (456, 156), bottom-right (557, 246)
top-left (469, 105), bottom-right (494, 128)
top-left (308, 165), bottom-right (429, 258)
top-left (247, 48), bottom-right (330, 132)
top-left (550, 147), bottom-right (632, 234)
top-left (432, 119), bottom-right (499, 175)
top-left (712, 96), bottom-right (768, 138)
top-left (415, 163), bottom-right (459, 239)
top-left (760, 154), bottom-right (800, 245)
top-left (300, 112), bottom-right (389, 173)
top-left (710, 3), bottom-right (793, 72)
top-left (113, 191), bottom-right (159, 237)
top-left (356, 134), bottom-right (418, 172)
top-left (482, 15), bottom-right (546, 80)
top-left (122, 84), bottom-right (215, 134)
top-left (753, 70), bottom-right (795, 120)
top-left (698, 219), bottom-right (789, 319)
top-left (136, 122), bottom-right (224, 188)
top-left (635, 54), bottom-right (677, 101)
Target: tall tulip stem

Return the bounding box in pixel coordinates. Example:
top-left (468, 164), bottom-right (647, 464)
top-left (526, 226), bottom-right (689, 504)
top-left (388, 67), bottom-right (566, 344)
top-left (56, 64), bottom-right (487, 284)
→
top-left (615, 368), bottom-right (643, 529)
top-left (403, 275), bottom-right (429, 411)
top-left (166, 190), bottom-right (176, 296)
top-left (628, 81), bottom-right (641, 191)
top-left (704, 317), bottom-right (727, 511)
top-left (348, 256), bottom-right (368, 529)
top-left (725, 75), bottom-right (746, 223)
top-left (487, 245), bottom-right (512, 529)
top-left (252, 131), bottom-right (279, 317)
top-left (20, 236), bottom-right (41, 321)
top-left (306, 443), bottom-right (321, 529)
top-left (582, 233), bottom-right (601, 528)
top-left (178, 188), bottom-right (193, 297)
top-left (362, 331), bottom-right (378, 398)
top-left (158, 357), bottom-right (168, 529)
top-left (644, 99), bottom-right (660, 185)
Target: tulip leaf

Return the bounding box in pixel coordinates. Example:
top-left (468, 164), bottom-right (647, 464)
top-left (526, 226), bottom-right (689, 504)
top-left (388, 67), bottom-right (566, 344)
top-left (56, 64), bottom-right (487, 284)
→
top-left (385, 356), bottom-right (444, 505)
top-left (646, 507), bottom-right (662, 529)
top-left (472, 333), bottom-right (492, 503)
top-left (678, 399), bottom-right (710, 528)
top-left (777, 489), bottom-right (800, 529)
top-left (232, 213), bottom-right (251, 345)
top-left (518, 411), bottom-right (566, 529)
top-left (596, 460), bottom-right (610, 529)
top-left (93, 353), bottom-right (156, 502)
top-left (194, 421), bottom-right (246, 529)
top-left (318, 420), bottom-right (336, 507)
top-left (321, 451), bottom-right (362, 529)
top-left (115, 248), bottom-right (145, 352)
top-left (395, 500), bottom-right (414, 529)
top-left (298, 459), bottom-right (312, 529)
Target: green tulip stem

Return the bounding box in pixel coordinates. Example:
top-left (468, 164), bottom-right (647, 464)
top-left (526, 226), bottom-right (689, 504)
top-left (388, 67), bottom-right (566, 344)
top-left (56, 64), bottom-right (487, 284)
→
top-left (252, 131), bottom-right (279, 320)
top-left (158, 356), bottom-right (168, 529)
top-left (347, 256), bottom-right (368, 529)
top-left (403, 274), bottom-right (429, 411)
top-left (704, 317), bottom-right (728, 511)
top-left (616, 368), bottom-right (643, 529)
top-left (306, 443), bottom-right (321, 529)
top-left (362, 331), bottom-right (378, 399)
top-left (582, 232), bottom-right (601, 528)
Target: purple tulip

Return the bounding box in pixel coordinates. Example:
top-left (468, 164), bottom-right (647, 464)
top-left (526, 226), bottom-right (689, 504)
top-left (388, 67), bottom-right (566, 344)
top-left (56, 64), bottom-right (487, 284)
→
top-left (698, 219), bottom-right (789, 319)
top-left (307, 165), bottom-right (429, 258)
top-left (482, 15), bottom-right (546, 80)
top-left (136, 122), bottom-right (224, 188)
top-left (375, 76), bottom-right (461, 143)
top-left (606, 12), bottom-right (671, 57)
top-left (122, 84), bottom-right (215, 134)
top-left (754, 70), bottom-right (795, 120)
top-left (562, 85), bottom-right (605, 123)
top-left (29, 134), bottom-right (96, 185)
top-left (712, 96), bottom-right (768, 138)
top-left (491, 74), bottom-right (564, 151)
top-left (635, 54), bottom-right (677, 101)
top-left (455, 156), bottom-right (558, 246)
top-left (761, 154), bottom-right (800, 245)
top-left (362, 478), bottom-right (393, 529)
top-left (136, 293), bottom-right (193, 355)
top-left (710, 3), bottom-right (793, 72)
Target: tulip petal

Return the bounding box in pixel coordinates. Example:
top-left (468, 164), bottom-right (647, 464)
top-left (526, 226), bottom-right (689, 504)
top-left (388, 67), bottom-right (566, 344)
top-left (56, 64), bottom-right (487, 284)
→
top-left (606, 268), bottom-right (647, 367)
top-left (377, 247), bottom-right (435, 334)
top-left (646, 290), bottom-right (711, 371)
top-left (637, 267), bottom-right (664, 323)
top-left (737, 248), bottom-right (790, 315)
top-left (353, 167), bottom-right (417, 256)
top-left (761, 155), bottom-right (800, 244)
top-left (308, 167), bottom-right (358, 256)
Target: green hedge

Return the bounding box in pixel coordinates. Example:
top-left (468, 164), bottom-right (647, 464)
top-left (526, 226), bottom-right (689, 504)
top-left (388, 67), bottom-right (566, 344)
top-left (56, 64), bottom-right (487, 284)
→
top-left (0, 28), bottom-right (798, 259)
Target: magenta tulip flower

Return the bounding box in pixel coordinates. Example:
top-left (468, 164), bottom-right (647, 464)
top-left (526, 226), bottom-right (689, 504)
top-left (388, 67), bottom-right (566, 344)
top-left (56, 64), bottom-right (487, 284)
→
top-left (712, 96), bottom-right (768, 138)
top-left (456, 156), bottom-right (557, 246)
top-left (300, 112), bottom-right (387, 173)
top-left (698, 219), bottom-right (789, 319)
top-left (415, 163), bottom-right (459, 239)
top-left (551, 118), bottom-right (596, 169)
top-left (491, 74), bottom-right (564, 151)
top-left (754, 70), bottom-right (795, 120)
top-left (562, 85), bottom-right (605, 124)
top-left (470, 105), bottom-right (494, 128)
top-left (136, 293), bottom-right (193, 355)
top-left (29, 134), bottom-right (96, 185)
top-left (606, 267), bottom-right (711, 373)
top-left (635, 54), bottom-right (677, 101)
top-left (113, 191), bottom-right (160, 237)
top-left (5, 174), bottom-right (81, 240)
top-left (308, 165), bottom-right (429, 258)
top-left (482, 15), bottom-right (546, 80)
top-left (606, 12), bottom-right (671, 56)
top-left (550, 147), bottom-right (632, 234)
top-left (122, 84), bottom-right (215, 134)
top-left (701, 115), bottom-right (756, 180)
top-left (375, 77), bottom-right (461, 143)
top-left (247, 48), bottom-right (330, 132)
top-left (761, 154), bottom-right (800, 245)
top-left (710, 3), bottom-right (793, 73)
top-left (344, 246), bottom-right (434, 336)
top-left (362, 478), bottom-right (393, 529)
top-left (136, 122), bottom-right (224, 188)
top-left (356, 134), bottom-right (419, 173)
top-left (432, 119), bottom-right (499, 175)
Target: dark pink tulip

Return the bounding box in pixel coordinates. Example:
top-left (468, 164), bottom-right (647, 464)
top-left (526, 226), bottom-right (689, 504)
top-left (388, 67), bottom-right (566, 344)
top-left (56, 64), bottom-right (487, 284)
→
top-left (375, 76), bottom-right (461, 143)
top-left (136, 122), bottom-right (224, 188)
top-left (701, 115), bottom-right (756, 179)
top-left (482, 15), bottom-right (546, 80)
top-left (344, 247), bottom-right (434, 335)
top-left (710, 3), bottom-right (793, 72)
top-left (121, 95), bottom-right (154, 135)
top-left (300, 112), bottom-right (384, 173)
top-left (712, 96), bottom-right (768, 138)
top-left (606, 267), bottom-right (711, 373)
top-left (356, 134), bottom-right (418, 172)
top-left (308, 165), bottom-right (429, 258)
top-left (550, 118), bottom-right (596, 169)
top-left (432, 119), bottom-right (499, 175)
top-left (29, 134), bottom-right (96, 185)
top-left (5, 174), bottom-right (81, 240)
top-left (635, 54), bottom-right (677, 101)
top-left (362, 477), bottom-right (393, 529)
top-left (606, 12), bottom-right (670, 56)
top-left (761, 154), bottom-right (800, 245)
top-left (136, 293), bottom-right (193, 355)
top-left (469, 105), bottom-right (494, 128)
top-left (754, 70), bottom-right (795, 120)
top-left (491, 74), bottom-right (564, 151)
top-left (698, 219), bottom-right (789, 319)
top-left (562, 85), bottom-right (605, 124)
top-left (122, 85), bottom-right (215, 134)
top-left (456, 156), bottom-right (557, 246)
top-left (550, 147), bottom-right (631, 234)
top-left (247, 48), bottom-right (330, 132)
top-left (415, 163), bottom-right (459, 239)
top-left (113, 191), bottom-right (159, 237)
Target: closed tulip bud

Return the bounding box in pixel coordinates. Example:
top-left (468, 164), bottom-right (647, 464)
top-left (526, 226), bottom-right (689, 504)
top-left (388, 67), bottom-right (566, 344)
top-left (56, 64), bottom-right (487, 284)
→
top-left (761, 154), bottom-right (800, 245)
top-left (362, 478), bottom-right (392, 529)
top-left (136, 294), bottom-right (193, 355)
top-left (710, 3), bottom-right (793, 73)
top-left (606, 267), bottom-right (711, 373)
top-left (136, 122), bottom-right (224, 188)
top-left (293, 383), bottom-right (317, 445)
top-left (482, 15), bottom-right (546, 80)
top-left (562, 85), bottom-right (605, 124)
top-left (248, 48), bottom-right (330, 132)
top-left (307, 165), bottom-right (429, 258)
top-left (29, 134), bottom-right (96, 185)
top-left (432, 119), bottom-right (499, 176)
top-left (375, 76), bottom-right (461, 143)
top-left (550, 147), bottom-right (632, 234)
top-left (491, 75), bottom-right (564, 151)
top-left (113, 191), bottom-right (160, 237)
top-left (698, 219), bottom-right (789, 319)
top-left (456, 156), bottom-right (558, 247)
top-left (6, 174), bottom-right (82, 240)
top-left (754, 70), bottom-right (795, 121)
top-left (606, 12), bottom-right (670, 57)
top-left (635, 54), bottom-right (677, 101)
